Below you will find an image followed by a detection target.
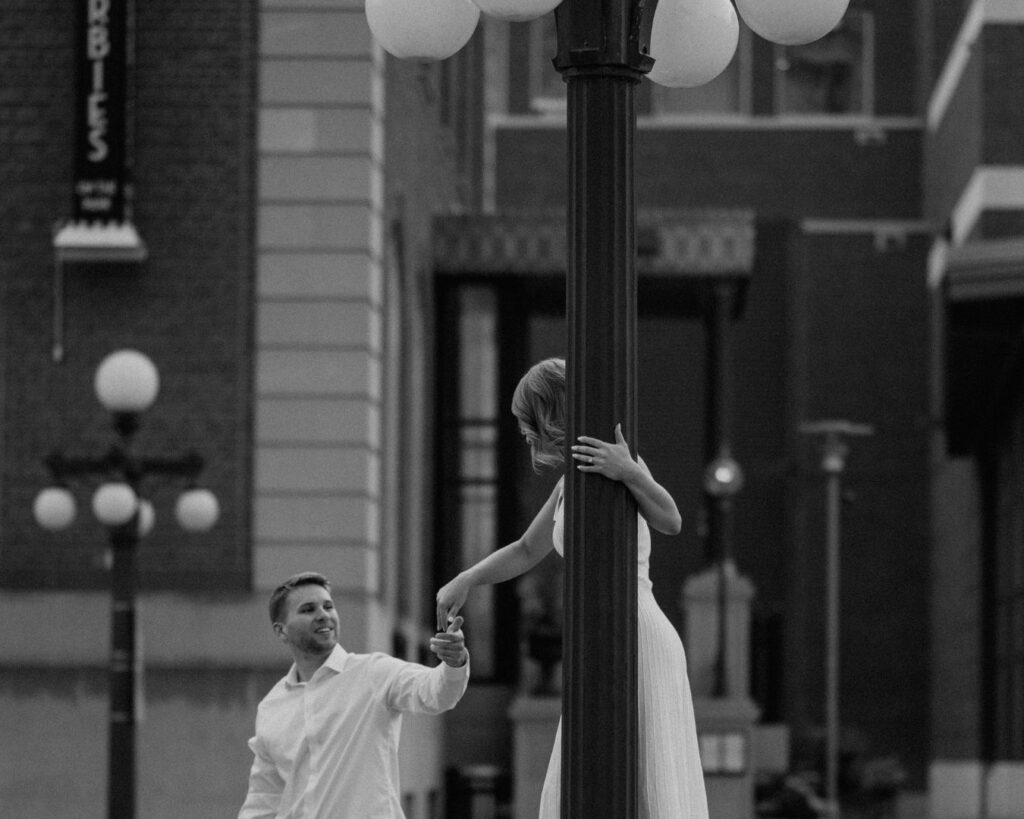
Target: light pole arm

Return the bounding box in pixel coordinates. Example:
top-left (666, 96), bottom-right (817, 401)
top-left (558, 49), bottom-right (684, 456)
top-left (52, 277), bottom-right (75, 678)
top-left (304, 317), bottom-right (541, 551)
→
top-left (45, 448), bottom-right (205, 485)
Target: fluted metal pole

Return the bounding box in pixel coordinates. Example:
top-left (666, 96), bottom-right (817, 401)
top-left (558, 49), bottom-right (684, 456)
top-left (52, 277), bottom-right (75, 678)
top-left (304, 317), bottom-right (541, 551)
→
top-left (554, 1), bottom-right (657, 815)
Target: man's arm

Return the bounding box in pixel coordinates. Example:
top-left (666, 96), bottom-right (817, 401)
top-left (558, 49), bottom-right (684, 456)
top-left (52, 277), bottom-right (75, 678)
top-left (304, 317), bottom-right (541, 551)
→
top-left (237, 737), bottom-right (284, 819)
top-left (381, 638), bottom-right (470, 715)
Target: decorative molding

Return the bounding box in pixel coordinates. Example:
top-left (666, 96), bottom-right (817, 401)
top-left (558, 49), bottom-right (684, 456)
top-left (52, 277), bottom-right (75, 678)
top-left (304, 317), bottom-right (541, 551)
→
top-left (433, 210), bottom-right (756, 276)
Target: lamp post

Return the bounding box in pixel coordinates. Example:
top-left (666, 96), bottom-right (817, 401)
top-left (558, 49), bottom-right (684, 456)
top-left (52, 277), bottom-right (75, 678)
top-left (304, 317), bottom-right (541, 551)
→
top-left (702, 278), bottom-right (746, 697)
top-left (800, 419), bottom-right (873, 817)
top-left (365, 2), bottom-right (849, 815)
top-left (32, 349), bottom-right (219, 819)
top-left (704, 452), bottom-right (744, 695)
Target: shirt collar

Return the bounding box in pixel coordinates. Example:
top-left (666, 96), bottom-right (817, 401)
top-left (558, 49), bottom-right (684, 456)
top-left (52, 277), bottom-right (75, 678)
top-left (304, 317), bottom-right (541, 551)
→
top-left (284, 643), bottom-right (349, 688)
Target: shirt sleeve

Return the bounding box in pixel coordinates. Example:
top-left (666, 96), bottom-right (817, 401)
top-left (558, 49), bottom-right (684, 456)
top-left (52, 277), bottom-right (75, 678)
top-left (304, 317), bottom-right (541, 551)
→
top-left (237, 735), bottom-right (285, 819)
top-left (380, 653), bottom-right (470, 715)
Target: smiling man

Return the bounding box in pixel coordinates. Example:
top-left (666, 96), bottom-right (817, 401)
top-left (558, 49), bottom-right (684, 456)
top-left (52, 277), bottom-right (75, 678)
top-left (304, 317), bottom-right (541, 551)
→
top-left (238, 572), bottom-right (469, 819)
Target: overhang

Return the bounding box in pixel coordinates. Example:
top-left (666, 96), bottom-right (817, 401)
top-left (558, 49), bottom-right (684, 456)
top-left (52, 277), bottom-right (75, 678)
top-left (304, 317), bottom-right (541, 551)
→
top-left (53, 220), bottom-right (148, 264)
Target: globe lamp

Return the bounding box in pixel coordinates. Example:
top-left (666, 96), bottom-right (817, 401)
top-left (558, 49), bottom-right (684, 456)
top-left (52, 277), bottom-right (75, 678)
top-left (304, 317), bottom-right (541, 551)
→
top-left (94, 350), bottom-right (160, 414)
top-left (33, 486), bottom-right (77, 531)
top-left (175, 488), bottom-right (220, 532)
top-left (92, 482), bottom-right (139, 527)
top-left (472, 0), bottom-right (562, 23)
top-left (735, 0), bottom-right (850, 46)
top-left (648, 0), bottom-right (739, 88)
top-left (365, 0), bottom-right (480, 60)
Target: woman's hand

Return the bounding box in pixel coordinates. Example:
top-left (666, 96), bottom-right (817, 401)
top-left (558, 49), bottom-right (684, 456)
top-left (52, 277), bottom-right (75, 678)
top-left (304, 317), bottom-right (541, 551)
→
top-left (436, 575), bottom-right (471, 631)
top-left (571, 423), bottom-right (639, 482)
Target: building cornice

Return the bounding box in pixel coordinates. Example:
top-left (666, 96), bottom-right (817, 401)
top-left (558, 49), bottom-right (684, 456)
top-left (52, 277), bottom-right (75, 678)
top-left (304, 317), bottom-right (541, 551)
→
top-left (927, 0), bottom-right (1024, 132)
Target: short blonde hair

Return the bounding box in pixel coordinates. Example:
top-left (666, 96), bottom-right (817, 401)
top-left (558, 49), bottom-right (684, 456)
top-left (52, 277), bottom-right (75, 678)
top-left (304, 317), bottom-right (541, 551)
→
top-left (511, 357), bottom-right (566, 471)
top-left (268, 572), bottom-right (330, 624)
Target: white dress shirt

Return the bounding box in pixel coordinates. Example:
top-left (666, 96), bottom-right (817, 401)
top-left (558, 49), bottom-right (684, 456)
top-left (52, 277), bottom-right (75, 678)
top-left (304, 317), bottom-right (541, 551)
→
top-left (239, 643), bottom-right (469, 819)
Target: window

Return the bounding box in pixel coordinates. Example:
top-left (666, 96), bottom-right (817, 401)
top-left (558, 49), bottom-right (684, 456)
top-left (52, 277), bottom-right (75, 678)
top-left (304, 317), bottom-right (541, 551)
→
top-left (529, 15), bottom-right (565, 113)
top-left (434, 279), bottom-right (563, 685)
top-left (440, 287), bottom-right (502, 677)
top-left (773, 10), bottom-right (874, 116)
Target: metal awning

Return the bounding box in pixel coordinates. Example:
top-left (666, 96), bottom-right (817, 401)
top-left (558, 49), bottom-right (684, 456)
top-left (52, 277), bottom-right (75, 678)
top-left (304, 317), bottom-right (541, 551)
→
top-left (53, 221), bottom-right (147, 263)
top-left (946, 237), bottom-right (1024, 301)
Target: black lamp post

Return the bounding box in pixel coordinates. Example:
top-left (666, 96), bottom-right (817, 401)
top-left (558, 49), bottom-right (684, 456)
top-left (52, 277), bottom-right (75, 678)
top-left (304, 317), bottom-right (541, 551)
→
top-left (701, 280), bottom-right (746, 698)
top-left (364, 1), bottom-right (850, 815)
top-left (33, 350), bottom-right (219, 819)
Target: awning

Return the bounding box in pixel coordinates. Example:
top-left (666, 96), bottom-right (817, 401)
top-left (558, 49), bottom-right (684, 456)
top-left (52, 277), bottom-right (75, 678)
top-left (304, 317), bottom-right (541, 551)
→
top-left (946, 237), bottom-right (1024, 301)
top-left (53, 221), bottom-right (147, 263)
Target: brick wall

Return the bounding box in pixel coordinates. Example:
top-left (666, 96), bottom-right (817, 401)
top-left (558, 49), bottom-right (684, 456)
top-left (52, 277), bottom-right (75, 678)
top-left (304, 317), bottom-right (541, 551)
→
top-left (983, 26), bottom-right (1024, 164)
top-left (0, 0), bottom-right (256, 589)
top-left (497, 126), bottom-right (923, 219)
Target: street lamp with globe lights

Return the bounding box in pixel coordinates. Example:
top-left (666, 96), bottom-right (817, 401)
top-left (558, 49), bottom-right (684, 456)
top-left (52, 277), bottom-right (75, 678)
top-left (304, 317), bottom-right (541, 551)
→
top-left (32, 349), bottom-right (219, 819)
top-left (365, 0), bottom-right (848, 813)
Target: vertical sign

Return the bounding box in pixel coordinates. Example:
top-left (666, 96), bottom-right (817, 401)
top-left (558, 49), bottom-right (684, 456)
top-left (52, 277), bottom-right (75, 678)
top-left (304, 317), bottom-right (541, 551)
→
top-left (73, 0), bottom-right (131, 223)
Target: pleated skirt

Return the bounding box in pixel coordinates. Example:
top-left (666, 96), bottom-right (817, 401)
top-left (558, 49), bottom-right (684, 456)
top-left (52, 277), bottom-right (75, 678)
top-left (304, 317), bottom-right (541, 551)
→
top-left (537, 585), bottom-right (709, 818)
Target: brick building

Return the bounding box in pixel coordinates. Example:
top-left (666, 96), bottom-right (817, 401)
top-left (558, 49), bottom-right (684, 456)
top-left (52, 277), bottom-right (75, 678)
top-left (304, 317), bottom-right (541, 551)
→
top-left (1, 1), bottom-right (1022, 817)
top-left (1, 0), bottom-right (476, 815)
top-left (925, 1), bottom-right (1024, 815)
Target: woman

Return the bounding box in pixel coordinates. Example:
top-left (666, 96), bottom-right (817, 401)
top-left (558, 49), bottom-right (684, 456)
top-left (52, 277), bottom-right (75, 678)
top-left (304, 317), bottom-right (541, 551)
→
top-left (436, 357), bottom-right (708, 818)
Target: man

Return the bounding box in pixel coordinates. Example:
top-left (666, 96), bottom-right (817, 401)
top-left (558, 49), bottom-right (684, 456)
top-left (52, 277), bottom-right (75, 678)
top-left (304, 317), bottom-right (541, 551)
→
top-left (238, 571), bottom-right (469, 818)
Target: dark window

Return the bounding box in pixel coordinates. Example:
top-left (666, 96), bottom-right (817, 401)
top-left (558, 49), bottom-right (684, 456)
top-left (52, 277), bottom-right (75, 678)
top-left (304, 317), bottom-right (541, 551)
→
top-left (773, 11), bottom-right (873, 115)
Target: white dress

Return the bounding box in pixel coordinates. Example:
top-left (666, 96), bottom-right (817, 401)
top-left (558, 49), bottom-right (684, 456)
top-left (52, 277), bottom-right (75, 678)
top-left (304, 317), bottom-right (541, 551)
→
top-left (538, 491), bottom-right (709, 818)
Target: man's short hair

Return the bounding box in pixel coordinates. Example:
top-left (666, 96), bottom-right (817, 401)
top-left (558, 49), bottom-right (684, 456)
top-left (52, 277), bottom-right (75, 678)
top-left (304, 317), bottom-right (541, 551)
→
top-left (268, 572), bottom-right (330, 625)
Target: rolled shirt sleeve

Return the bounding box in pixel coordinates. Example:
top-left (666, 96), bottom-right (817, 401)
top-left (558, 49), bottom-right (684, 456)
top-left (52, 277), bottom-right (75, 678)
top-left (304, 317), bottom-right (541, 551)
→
top-left (382, 653), bottom-right (470, 715)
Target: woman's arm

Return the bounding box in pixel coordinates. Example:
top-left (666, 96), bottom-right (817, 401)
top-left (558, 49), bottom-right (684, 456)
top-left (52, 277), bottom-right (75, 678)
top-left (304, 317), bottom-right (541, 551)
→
top-left (435, 480), bottom-right (560, 629)
top-left (571, 424), bottom-right (683, 535)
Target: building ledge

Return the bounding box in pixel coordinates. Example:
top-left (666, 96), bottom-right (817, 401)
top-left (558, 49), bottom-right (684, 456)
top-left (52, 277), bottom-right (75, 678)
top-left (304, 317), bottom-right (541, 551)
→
top-left (947, 237), bottom-right (1024, 301)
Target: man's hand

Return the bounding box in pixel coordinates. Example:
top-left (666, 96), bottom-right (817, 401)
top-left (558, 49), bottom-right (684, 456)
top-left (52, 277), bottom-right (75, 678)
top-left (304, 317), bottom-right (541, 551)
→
top-left (429, 615), bottom-right (468, 668)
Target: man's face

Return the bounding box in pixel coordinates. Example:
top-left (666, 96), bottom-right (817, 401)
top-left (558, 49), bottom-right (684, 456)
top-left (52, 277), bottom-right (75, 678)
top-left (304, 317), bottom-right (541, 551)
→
top-left (275, 584), bottom-right (339, 656)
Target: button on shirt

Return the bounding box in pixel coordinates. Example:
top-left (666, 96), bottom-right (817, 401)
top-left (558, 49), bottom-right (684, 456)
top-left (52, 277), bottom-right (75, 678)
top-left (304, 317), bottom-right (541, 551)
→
top-left (239, 644), bottom-right (469, 819)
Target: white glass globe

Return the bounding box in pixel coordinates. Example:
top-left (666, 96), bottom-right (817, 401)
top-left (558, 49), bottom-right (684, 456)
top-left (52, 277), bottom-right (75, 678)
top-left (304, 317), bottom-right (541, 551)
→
top-left (176, 488), bottom-right (219, 532)
top-left (735, 0), bottom-right (849, 46)
top-left (703, 456), bottom-right (745, 497)
top-left (366, 0), bottom-right (480, 61)
top-left (94, 350), bottom-right (160, 413)
top-left (91, 482), bottom-right (139, 527)
top-left (472, 0), bottom-right (561, 23)
top-left (33, 487), bottom-right (77, 531)
top-left (137, 498), bottom-right (156, 537)
top-left (648, 0), bottom-right (739, 88)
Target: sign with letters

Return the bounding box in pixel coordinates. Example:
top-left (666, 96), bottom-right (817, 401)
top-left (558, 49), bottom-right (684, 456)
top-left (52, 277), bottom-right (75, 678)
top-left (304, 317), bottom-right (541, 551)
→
top-left (72, 0), bottom-right (131, 223)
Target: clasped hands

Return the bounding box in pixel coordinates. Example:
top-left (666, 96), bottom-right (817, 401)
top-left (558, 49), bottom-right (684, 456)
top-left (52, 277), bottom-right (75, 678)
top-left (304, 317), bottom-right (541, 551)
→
top-left (429, 614), bottom-right (467, 668)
